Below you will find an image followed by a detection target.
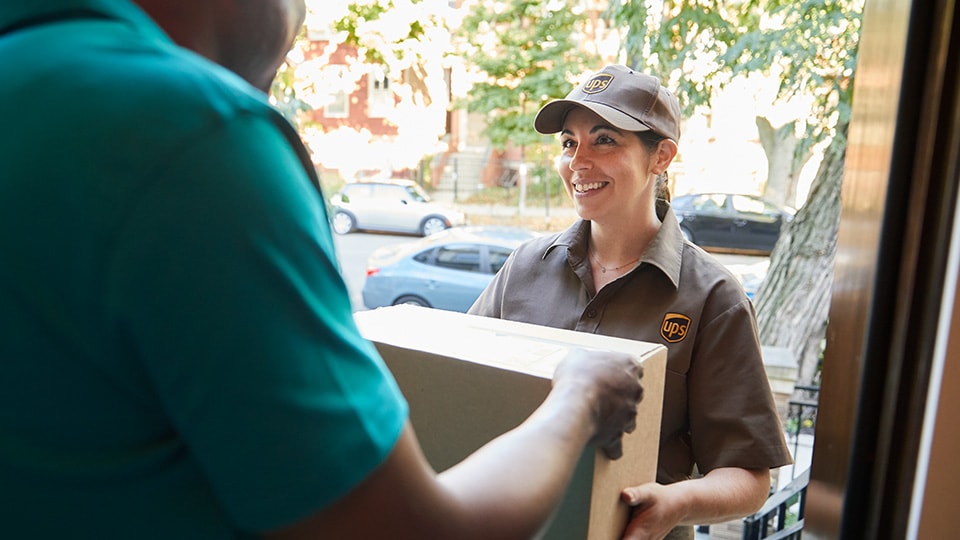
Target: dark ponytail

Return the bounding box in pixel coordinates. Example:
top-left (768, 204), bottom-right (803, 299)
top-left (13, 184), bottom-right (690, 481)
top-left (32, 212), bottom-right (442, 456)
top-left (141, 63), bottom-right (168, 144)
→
top-left (636, 131), bottom-right (671, 202)
top-left (655, 172), bottom-right (671, 202)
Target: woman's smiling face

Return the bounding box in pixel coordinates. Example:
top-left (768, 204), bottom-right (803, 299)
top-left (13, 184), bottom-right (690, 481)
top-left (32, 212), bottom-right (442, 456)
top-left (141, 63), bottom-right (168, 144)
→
top-left (557, 107), bottom-right (657, 223)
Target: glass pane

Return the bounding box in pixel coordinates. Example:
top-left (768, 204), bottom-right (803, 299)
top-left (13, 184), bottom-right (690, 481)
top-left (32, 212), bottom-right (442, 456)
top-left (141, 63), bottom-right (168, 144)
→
top-left (373, 185), bottom-right (406, 200)
top-left (731, 195), bottom-right (766, 215)
top-left (435, 246), bottom-right (481, 272)
top-left (413, 249), bottom-right (433, 264)
top-left (693, 194), bottom-right (726, 212)
top-left (489, 247), bottom-right (513, 274)
top-left (404, 183), bottom-right (431, 202)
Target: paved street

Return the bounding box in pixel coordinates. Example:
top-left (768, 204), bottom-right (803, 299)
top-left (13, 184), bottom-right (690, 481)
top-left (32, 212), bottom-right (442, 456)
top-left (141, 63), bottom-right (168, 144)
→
top-left (332, 224), bottom-right (768, 313)
top-left (333, 231), bottom-right (413, 312)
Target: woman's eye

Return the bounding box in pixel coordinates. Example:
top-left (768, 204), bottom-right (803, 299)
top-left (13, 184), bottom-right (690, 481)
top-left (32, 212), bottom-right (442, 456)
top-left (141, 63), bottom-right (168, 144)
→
top-left (561, 139), bottom-right (575, 149)
top-left (596, 134), bottom-right (614, 144)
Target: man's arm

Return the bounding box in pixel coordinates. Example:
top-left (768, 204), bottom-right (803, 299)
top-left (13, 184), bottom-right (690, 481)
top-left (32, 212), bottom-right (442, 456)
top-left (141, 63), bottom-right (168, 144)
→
top-left (264, 348), bottom-right (643, 540)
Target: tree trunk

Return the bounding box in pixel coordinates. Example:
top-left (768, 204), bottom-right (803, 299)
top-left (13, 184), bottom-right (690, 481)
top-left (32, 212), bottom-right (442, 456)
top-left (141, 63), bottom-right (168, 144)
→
top-left (756, 116), bottom-right (814, 208)
top-left (753, 126), bottom-right (847, 392)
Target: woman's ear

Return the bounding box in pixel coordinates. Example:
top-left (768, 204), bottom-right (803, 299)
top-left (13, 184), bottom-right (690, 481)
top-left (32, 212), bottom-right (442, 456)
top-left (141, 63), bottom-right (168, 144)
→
top-left (652, 139), bottom-right (679, 174)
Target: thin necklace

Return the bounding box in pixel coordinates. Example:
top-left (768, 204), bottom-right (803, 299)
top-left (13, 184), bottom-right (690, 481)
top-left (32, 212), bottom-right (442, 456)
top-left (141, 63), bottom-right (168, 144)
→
top-left (589, 250), bottom-right (640, 274)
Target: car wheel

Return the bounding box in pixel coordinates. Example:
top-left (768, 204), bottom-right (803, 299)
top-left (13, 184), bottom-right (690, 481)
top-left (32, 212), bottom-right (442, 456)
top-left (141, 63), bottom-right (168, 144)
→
top-left (420, 216), bottom-right (449, 237)
top-left (679, 226), bottom-right (694, 243)
top-left (393, 295), bottom-right (431, 308)
top-left (332, 211), bottom-right (355, 235)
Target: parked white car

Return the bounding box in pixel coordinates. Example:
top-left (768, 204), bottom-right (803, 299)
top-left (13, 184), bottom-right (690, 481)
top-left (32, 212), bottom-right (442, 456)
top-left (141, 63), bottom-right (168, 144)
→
top-left (329, 179), bottom-right (466, 236)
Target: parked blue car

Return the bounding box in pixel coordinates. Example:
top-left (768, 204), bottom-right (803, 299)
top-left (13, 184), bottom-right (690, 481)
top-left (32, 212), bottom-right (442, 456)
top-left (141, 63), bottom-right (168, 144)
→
top-left (361, 226), bottom-right (540, 313)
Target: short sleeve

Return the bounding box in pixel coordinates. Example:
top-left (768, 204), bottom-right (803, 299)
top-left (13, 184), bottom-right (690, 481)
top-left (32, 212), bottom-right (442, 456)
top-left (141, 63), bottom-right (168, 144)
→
top-left (686, 298), bottom-right (791, 473)
top-left (105, 114), bottom-right (408, 531)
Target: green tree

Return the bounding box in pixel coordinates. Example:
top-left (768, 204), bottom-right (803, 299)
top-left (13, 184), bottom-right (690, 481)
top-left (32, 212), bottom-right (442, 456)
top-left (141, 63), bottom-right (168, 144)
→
top-left (609, 0), bottom-right (864, 391)
top-left (270, 54), bottom-right (312, 128)
top-left (334, 0), bottom-right (454, 108)
top-left (286, 0), bottom-right (457, 177)
top-left (609, 0), bottom-right (862, 207)
top-left (456, 0), bottom-right (599, 152)
top-left (455, 0), bottom-right (600, 209)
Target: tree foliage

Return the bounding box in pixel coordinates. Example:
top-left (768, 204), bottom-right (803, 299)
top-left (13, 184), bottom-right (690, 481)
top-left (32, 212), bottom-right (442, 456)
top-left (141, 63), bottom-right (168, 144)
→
top-left (455, 0), bottom-right (600, 152)
top-left (270, 54), bottom-right (312, 127)
top-left (608, 0), bottom-right (863, 206)
top-left (609, 0), bottom-right (861, 147)
top-left (289, 0), bottom-right (457, 175)
top-left (333, 0), bottom-right (455, 106)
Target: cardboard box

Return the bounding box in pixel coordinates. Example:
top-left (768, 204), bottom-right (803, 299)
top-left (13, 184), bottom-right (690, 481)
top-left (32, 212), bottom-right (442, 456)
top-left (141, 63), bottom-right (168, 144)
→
top-left (354, 305), bottom-right (666, 540)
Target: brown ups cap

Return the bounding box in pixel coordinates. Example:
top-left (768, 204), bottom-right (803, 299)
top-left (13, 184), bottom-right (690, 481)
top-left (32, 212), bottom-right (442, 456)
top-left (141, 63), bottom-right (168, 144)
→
top-left (534, 64), bottom-right (681, 142)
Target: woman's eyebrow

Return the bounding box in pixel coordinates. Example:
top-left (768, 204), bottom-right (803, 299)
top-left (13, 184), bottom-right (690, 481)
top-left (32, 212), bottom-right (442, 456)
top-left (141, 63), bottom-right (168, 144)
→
top-left (560, 123), bottom-right (624, 136)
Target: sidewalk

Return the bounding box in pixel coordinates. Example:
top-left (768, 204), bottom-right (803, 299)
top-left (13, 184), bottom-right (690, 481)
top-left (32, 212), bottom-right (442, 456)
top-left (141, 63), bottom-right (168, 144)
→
top-left (455, 201), bottom-right (577, 218)
top-left (432, 189), bottom-right (580, 233)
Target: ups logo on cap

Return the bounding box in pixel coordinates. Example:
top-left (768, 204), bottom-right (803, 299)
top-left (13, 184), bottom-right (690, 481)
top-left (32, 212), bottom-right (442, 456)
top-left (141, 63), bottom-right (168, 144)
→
top-left (582, 74), bottom-right (613, 94)
top-left (660, 313), bottom-right (691, 343)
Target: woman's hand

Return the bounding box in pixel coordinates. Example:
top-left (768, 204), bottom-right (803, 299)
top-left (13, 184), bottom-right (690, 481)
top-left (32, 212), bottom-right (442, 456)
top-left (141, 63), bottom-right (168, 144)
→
top-left (620, 468), bottom-right (771, 539)
top-left (620, 482), bottom-right (686, 540)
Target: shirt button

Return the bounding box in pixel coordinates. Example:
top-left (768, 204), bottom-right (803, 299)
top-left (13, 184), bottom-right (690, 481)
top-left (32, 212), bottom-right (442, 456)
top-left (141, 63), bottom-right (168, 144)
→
top-left (586, 310), bottom-right (597, 318)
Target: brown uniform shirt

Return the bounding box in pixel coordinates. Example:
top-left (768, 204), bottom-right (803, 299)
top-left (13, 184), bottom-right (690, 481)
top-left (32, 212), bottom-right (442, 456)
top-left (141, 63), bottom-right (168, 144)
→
top-left (469, 203), bottom-right (793, 485)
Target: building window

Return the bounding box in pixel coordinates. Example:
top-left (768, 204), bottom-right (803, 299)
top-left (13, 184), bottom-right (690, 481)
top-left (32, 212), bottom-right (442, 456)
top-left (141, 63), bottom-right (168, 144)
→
top-left (325, 90), bottom-right (348, 118)
top-left (368, 70), bottom-right (394, 118)
top-left (324, 65), bottom-right (349, 119)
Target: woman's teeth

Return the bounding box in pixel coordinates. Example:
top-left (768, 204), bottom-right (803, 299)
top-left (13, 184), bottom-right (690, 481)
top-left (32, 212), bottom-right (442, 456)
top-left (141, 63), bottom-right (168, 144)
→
top-left (575, 182), bottom-right (607, 193)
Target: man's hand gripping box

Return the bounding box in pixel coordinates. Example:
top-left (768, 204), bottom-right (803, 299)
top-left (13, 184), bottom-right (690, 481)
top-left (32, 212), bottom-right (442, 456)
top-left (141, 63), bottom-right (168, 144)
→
top-left (354, 305), bottom-right (666, 540)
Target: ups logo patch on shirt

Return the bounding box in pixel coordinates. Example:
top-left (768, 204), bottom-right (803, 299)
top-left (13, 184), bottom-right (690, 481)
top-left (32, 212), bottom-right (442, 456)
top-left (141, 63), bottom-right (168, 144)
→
top-left (660, 313), bottom-right (691, 343)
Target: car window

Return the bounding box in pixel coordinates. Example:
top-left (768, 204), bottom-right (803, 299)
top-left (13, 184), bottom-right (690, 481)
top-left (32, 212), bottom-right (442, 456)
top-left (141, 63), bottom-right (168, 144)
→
top-left (691, 194), bottom-right (727, 212)
top-left (403, 184), bottom-right (430, 203)
top-left (371, 184), bottom-right (409, 200)
top-left (731, 195), bottom-right (773, 216)
top-left (762, 200), bottom-right (785, 217)
top-left (434, 245), bottom-right (482, 272)
top-left (489, 247), bottom-right (513, 274)
top-left (339, 184), bottom-right (372, 202)
top-left (413, 249), bottom-right (433, 264)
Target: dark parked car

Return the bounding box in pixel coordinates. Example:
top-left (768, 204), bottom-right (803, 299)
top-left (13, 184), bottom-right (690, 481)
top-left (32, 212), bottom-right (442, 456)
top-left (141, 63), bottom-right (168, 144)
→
top-left (329, 179), bottom-right (466, 236)
top-left (361, 226), bottom-right (540, 312)
top-left (671, 193), bottom-right (795, 255)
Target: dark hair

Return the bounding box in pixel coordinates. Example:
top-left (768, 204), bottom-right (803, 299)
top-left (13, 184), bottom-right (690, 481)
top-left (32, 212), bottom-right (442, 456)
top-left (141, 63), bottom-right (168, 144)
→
top-left (635, 130), bottom-right (666, 150)
top-left (635, 132), bottom-right (672, 201)
top-left (655, 172), bottom-right (671, 202)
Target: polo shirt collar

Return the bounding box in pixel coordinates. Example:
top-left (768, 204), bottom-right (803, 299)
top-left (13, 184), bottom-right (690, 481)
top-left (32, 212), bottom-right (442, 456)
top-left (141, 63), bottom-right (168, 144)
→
top-left (644, 200), bottom-right (684, 289)
top-left (1, 0), bottom-right (169, 44)
top-left (544, 199), bottom-right (684, 289)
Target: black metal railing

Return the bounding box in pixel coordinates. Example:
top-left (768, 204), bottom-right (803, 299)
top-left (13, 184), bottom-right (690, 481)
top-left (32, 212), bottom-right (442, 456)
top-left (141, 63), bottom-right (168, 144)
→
top-left (741, 384), bottom-right (819, 538)
top-left (741, 468), bottom-right (810, 539)
top-left (784, 385), bottom-right (819, 480)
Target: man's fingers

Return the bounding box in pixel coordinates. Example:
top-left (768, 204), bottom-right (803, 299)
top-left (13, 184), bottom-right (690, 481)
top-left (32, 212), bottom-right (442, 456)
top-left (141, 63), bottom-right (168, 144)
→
top-left (601, 438), bottom-right (624, 460)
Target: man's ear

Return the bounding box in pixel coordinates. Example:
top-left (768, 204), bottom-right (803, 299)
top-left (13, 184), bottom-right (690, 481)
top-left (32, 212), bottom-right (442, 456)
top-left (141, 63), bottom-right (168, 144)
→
top-left (652, 139), bottom-right (678, 174)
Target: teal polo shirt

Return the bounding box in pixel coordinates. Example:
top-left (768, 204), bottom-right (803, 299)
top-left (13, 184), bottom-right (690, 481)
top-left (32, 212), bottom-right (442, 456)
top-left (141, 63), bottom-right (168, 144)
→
top-left (0, 1), bottom-right (408, 537)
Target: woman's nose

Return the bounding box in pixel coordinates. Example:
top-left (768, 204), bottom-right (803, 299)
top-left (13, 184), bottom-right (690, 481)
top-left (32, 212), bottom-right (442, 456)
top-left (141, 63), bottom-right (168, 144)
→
top-left (567, 146), bottom-right (591, 171)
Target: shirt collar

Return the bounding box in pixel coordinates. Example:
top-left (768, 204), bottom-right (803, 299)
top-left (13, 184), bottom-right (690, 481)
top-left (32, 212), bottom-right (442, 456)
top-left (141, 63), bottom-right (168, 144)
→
top-left (1, 0), bottom-right (169, 44)
top-left (643, 200), bottom-right (684, 289)
top-left (544, 199), bottom-right (684, 289)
